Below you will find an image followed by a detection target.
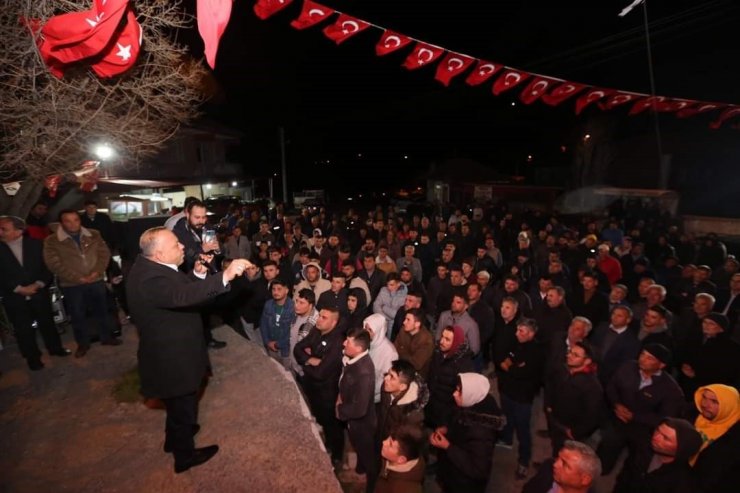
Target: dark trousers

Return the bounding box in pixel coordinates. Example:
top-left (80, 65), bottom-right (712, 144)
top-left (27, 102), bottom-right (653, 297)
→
top-left (500, 393), bottom-right (533, 466)
top-left (162, 392), bottom-right (199, 464)
top-left (348, 421), bottom-right (379, 493)
top-left (62, 281), bottom-right (114, 345)
top-left (3, 291), bottom-right (63, 363)
top-left (304, 386), bottom-right (344, 462)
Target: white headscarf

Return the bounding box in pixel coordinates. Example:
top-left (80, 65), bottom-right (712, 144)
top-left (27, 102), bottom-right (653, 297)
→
top-left (458, 373), bottom-right (490, 407)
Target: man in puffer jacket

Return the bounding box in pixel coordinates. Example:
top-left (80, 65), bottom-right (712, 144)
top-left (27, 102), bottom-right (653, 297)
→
top-left (430, 372), bottom-right (505, 493)
top-left (377, 359), bottom-right (429, 443)
top-left (364, 313), bottom-right (398, 403)
top-left (373, 272), bottom-right (408, 328)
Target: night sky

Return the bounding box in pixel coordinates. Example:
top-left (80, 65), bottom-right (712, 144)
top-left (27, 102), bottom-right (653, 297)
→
top-left (179, 0), bottom-right (740, 205)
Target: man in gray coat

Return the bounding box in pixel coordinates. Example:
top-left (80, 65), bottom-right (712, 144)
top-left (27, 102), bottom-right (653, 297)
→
top-left (126, 227), bottom-right (251, 473)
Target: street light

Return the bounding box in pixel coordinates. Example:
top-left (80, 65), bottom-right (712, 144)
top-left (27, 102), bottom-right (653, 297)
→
top-left (94, 143), bottom-right (115, 160)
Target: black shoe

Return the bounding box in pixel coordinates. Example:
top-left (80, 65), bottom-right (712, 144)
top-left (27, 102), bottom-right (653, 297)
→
top-left (207, 339), bottom-right (227, 349)
top-left (28, 360), bottom-right (45, 371)
top-left (174, 445), bottom-right (219, 473)
top-left (101, 338), bottom-right (123, 346)
top-left (50, 348), bottom-right (72, 357)
top-left (164, 425), bottom-right (202, 453)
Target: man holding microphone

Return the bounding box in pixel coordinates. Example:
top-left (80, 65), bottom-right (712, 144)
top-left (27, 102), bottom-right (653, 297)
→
top-left (126, 227), bottom-right (252, 473)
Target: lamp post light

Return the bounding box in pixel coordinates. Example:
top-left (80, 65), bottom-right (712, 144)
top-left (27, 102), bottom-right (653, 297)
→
top-left (94, 143), bottom-right (115, 178)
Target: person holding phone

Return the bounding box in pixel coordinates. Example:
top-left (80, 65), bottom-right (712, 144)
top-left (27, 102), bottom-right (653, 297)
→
top-left (172, 200), bottom-right (226, 348)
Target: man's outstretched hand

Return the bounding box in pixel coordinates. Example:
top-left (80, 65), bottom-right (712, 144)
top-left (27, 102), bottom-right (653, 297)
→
top-left (223, 258), bottom-right (253, 282)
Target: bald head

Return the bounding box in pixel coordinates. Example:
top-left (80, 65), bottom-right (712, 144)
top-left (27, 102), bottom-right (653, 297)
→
top-left (140, 227), bottom-right (184, 266)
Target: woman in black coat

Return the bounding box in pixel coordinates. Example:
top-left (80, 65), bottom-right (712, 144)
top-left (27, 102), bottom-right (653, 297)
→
top-left (430, 372), bottom-right (505, 493)
top-left (425, 325), bottom-right (474, 428)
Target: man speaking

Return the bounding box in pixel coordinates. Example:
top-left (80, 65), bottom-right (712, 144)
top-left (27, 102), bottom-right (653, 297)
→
top-left (126, 227), bottom-right (251, 473)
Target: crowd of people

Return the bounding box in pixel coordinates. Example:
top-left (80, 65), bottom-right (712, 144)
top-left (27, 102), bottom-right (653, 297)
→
top-left (1, 195), bottom-right (739, 491)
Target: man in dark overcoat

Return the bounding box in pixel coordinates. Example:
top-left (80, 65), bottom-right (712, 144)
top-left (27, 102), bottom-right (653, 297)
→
top-left (126, 226), bottom-right (251, 473)
top-left (0, 215), bottom-right (70, 370)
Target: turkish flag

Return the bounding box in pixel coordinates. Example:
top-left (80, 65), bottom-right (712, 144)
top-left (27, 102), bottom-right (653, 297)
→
top-left (599, 92), bottom-right (643, 111)
top-left (38, 0), bottom-right (129, 77)
top-left (375, 30), bottom-right (412, 56)
top-left (402, 43), bottom-right (444, 70)
top-left (541, 81), bottom-right (586, 106)
top-left (434, 53), bottom-right (474, 86)
top-left (77, 169), bottom-right (99, 192)
top-left (628, 96), bottom-right (671, 115)
top-left (290, 0), bottom-right (334, 30)
top-left (44, 175), bottom-right (62, 198)
top-left (90, 9), bottom-right (141, 78)
top-left (492, 69), bottom-right (530, 96)
top-left (464, 60), bottom-right (502, 86)
top-left (322, 14), bottom-right (369, 44)
top-left (574, 88), bottom-right (614, 115)
top-left (709, 106), bottom-right (740, 129)
top-left (197, 0), bottom-right (233, 69)
top-left (519, 76), bottom-right (558, 105)
top-left (254, 0), bottom-right (293, 20)
top-left (676, 102), bottom-right (723, 119)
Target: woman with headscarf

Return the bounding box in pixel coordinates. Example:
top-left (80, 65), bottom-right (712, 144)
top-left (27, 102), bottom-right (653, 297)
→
top-left (691, 384), bottom-right (740, 493)
top-left (425, 326), bottom-right (474, 429)
top-left (430, 372), bottom-right (505, 493)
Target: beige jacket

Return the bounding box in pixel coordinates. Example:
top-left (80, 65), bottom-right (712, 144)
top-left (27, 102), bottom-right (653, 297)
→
top-left (43, 226), bottom-right (111, 287)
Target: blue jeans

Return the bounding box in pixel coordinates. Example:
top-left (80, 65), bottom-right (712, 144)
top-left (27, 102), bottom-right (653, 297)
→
top-left (500, 393), bottom-right (533, 467)
top-left (63, 281), bottom-right (115, 345)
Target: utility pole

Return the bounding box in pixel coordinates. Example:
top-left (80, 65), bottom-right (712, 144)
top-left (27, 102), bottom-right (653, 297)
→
top-left (279, 127), bottom-right (288, 204)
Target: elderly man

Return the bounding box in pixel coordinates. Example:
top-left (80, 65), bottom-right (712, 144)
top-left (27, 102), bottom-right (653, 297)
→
top-left (0, 216), bottom-right (70, 370)
top-left (691, 384), bottom-right (740, 493)
top-left (597, 344), bottom-right (685, 475)
top-left (44, 209), bottom-right (120, 357)
top-left (522, 441), bottom-right (602, 493)
top-left (126, 227), bottom-right (250, 473)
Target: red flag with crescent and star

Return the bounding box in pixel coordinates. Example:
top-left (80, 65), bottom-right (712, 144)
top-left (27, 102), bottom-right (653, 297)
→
top-left (519, 76), bottom-right (558, 105)
top-left (492, 69), bottom-right (530, 96)
top-left (197, 0), bottom-right (233, 69)
top-left (599, 92), bottom-right (643, 110)
top-left (375, 30), bottom-right (412, 56)
top-left (434, 52), bottom-right (475, 86)
top-left (402, 43), bottom-right (444, 70)
top-left (290, 0), bottom-right (334, 30)
top-left (254, 0), bottom-right (293, 20)
top-left (37, 0), bottom-right (129, 78)
top-left (709, 106), bottom-right (740, 129)
top-left (676, 102), bottom-right (723, 119)
top-left (541, 81), bottom-right (587, 106)
top-left (90, 9), bottom-right (142, 78)
top-left (574, 88), bottom-right (614, 115)
top-left (322, 14), bottom-right (369, 44)
top-left (465, 60), bottom-right (502, 86)
top-left (44, 175), bottom-right (62, 198)
top-left (628, 96), bottom-right (673, 115)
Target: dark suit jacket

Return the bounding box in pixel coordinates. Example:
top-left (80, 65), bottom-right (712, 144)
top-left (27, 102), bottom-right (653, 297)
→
top-left (0, 237), bottom-right (53, 299)
top-left (590, 323), bottom-right (641, 386)
top-left (126, 255), bottom-right (229, 399)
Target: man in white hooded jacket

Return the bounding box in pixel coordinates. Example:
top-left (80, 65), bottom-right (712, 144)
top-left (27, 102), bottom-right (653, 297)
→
top-left (363, 313), bottom-right (398, 403)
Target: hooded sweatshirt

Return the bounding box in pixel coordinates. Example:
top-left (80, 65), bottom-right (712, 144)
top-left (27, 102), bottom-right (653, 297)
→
top-left (364, 313), bottom-right (399, 403)
top-left (692, 384), bottom-right (740, 462)
top-left (293, 261), bottom-right (331, 301)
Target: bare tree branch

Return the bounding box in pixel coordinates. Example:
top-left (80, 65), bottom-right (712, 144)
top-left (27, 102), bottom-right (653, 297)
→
top-left (0, 0), bottom-right (207, 181)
